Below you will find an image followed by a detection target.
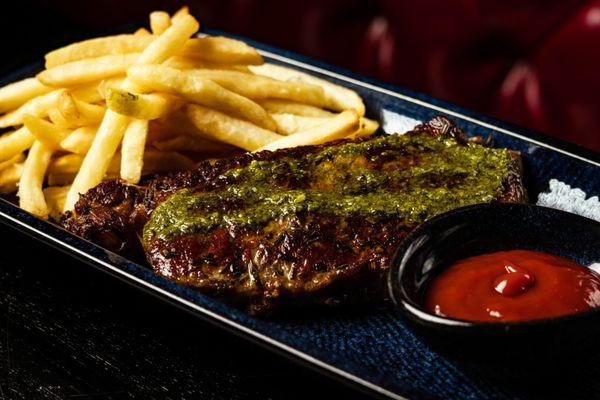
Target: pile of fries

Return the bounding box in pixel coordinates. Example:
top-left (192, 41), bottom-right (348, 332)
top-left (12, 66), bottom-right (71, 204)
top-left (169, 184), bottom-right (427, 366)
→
top-left (0, 7), bottom-right (377, 220)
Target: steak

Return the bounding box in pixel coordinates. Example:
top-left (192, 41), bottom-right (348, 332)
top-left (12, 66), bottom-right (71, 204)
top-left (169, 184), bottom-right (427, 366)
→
top-left (62, 116), bottom-right (526, 314)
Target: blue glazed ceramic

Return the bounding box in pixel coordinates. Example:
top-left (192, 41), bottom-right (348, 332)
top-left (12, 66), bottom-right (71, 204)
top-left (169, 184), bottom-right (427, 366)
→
top-left (388, 203), bottom-right (600, 360)
top-left (0, 29), bottom-right (598, 400)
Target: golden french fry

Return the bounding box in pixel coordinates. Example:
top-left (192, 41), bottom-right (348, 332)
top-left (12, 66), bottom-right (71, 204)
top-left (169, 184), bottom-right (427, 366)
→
top-left (0, 162), bottom-right (24, 194)
top-left (18, 141), bottom-right (54, 218)
top-left (0, 77), bottom-right (53, 113)
top-left (258, 99), bottom-right (335, 118)
top-left (171, 6), bottom-right (190, 23)
top-left (43, 186), bottom-right (69, 220)
top-left (22, 115), bottom-right (70, 149)
top-left (65, 14), bottom-right (200, 211)
top-left (0, 89), bottom-right (63, 128)
top-left (133, 14), bottom-right (199, 67)
top-left (190, 70), bottom-right (327, 108)
top-left (44, 185), bottom-right (70, 220)
top-left (152, 134), bottom-right (236, 153)
top-left (150, 11), bottom-right (171, 35)
top-left (106, 88), bottom-right (182, 120)
top-left (46, 33), bottom-right (258, 67)
top-left (0, 110), bottom-right (22, 128)
top-left (186, 104), bottom-right (282, 151)
top-left (271, 113), bottom-right (331, 135)
top-left (256, 110), bottom-right (359, 152)
top-left (38, 53), bottom-right (140, 87)
top-left (250, 63), bottom-right (365, 116)
top-left (347, 117), bottom-right (379, 139)
top-left (120, 119), bottom-right (148, 183)
top-left (0, 127), bottom-right (35, 162)
top-left (134, 27), bottom-right (151, 36)
top-left (163, 57), bottom-right (250, 72)
top-left (57, 91), bottom-right (105, 126)
top-left (45, 35), bottom-right (143, 68)
top-left (48, 107), bottom-right (74, 128)
top-left (96, 76), bottom-right (126, 99)
top-left (0, 153), bottom-right (25, 172)
top-left (69, 82), bottom-right (104, 103)
top-left (128, 65), bottom-right (276, 130)
top-left (64, 110), bottom-right (129, 210)
top-left (180, 36), bottom-right (263, 65)
top-left (59, 126), bottom-right (97, 154)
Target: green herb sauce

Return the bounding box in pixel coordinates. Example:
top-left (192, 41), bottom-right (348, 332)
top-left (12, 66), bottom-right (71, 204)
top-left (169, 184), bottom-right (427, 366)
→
top-left (143, 133), bottom-right (514, 242)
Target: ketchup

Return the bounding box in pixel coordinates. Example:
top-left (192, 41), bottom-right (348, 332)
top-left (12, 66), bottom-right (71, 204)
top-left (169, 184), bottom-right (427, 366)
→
top-left (425, 250), bottom-right (600, 322)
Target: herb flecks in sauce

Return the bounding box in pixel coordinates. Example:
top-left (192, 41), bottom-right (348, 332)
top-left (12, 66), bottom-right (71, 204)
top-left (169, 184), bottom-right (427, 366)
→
top-left (143, 133), bottom-right (513, 242)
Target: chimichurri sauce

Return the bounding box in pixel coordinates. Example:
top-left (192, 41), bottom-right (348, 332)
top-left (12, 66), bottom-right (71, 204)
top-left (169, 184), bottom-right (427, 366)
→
top-left (144, 133), bottom-right (514, 242)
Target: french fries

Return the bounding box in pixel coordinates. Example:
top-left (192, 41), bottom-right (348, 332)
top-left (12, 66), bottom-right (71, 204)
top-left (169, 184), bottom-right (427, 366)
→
top-left (120, 119), bottom-right (148, 183)
top-left (0, 163), bottom-right (24, 194)
top-left (179, 37), bottom-right (263, 65)
top-left (164, 57), bottom-right (250, 72)
top-left (271, 113), bottom-right (331, 135)
top-left (0, 78), bottom-right (53, 113)
top-left (0, 153), bottom-right (25, 172)
top-left (65, 12), bottom-right (200, 211)
top-left (44, 185), bottom-right (69, 220)
top-left (45, 35), bottom-right (145, 68)
top-left (187, 104), bottom-right (282, 151)
top-left (171, 6), bottom-right (190, 24)
top-left (128, 65), bottom-right (277, 131)
top-left (189, 70), bottom-right (327, 107)
top-left (134, 28), bottom-right (151, 36)
top-left (150, 11), bottom-right (171, 35)
top-left (259, 99), bottom-right (335, 118)
top-left (106, 88), bottom-right (182, 120)
top-left (38, 53), bottom-right (140, 87)
top-left (0, 8), bottom-right (375, 220)
top-left (22, 115), bottom-right (70, 149)
top-left (349, 117), bottom-right (380, 139)
top-left (60, 126), bottom-right (97, 154)
top-left (18, 141), bottom-right (54, 218)
top-left (0, 89), bottom-right (63, 128)
top-left (257, 110), bottom-right (359, 152)
top-left (0, 127), bottom-right (35, 162)
top-left (45, 36), bottom-right (260, 68)
top-left (57, 92), bottom-right (105, 126)
top-left (250, 63), bottom-right (366, 116)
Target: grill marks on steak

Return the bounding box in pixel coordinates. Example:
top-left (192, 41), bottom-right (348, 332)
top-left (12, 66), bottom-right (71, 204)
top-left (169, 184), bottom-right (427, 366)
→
top-left (61, 116), bottom-right (527, 314)
top-left (148, 214), bottom-right (414, 313)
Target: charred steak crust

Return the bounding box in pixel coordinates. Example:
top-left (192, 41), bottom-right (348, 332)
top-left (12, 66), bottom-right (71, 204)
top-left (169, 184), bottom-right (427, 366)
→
top-left (62, 116), bottom-right (526, 314)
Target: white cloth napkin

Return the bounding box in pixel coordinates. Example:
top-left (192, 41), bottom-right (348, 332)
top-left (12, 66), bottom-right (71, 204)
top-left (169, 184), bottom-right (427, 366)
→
top-left (537, 179), bottom-right (600, 222)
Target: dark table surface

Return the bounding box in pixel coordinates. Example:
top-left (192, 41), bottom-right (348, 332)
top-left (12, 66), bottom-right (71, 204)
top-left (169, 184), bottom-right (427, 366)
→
top-left (0, 226), bottom-right (373, 400)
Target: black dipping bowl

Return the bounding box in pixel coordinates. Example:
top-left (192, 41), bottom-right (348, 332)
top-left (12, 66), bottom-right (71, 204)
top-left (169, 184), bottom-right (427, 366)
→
top-left (388, 203), bottom-right (600, 361)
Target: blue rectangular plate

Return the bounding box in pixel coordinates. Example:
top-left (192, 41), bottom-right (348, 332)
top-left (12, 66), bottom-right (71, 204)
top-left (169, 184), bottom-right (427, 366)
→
top-left (1, 32), bottom-right (598, 400)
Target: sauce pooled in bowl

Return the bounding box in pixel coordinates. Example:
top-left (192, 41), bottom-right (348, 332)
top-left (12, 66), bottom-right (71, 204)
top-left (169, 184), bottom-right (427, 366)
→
top-left (425, 250), bottom-right (600, 322)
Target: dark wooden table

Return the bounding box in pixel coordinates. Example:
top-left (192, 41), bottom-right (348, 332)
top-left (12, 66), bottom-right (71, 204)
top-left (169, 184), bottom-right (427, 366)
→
top-left (0, 226), bottom-right (371, 399)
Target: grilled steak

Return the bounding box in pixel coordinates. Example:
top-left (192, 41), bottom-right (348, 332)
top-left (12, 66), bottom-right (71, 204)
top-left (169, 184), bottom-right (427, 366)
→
top-left (62, 116), bottom-right (526, 314)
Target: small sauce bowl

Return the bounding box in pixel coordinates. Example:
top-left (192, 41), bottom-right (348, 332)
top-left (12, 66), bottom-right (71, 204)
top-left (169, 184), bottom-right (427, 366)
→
top-left (387, 203), bottom-right (600, 360)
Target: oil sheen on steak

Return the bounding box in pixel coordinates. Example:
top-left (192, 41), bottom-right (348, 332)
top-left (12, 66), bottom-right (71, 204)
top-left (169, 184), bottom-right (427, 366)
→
top-left (62, 117), bottom-right (526, 314)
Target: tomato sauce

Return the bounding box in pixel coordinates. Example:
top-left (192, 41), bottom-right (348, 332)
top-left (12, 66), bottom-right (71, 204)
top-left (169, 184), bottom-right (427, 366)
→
top-left (425, 250), bottom-right (600, 322)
